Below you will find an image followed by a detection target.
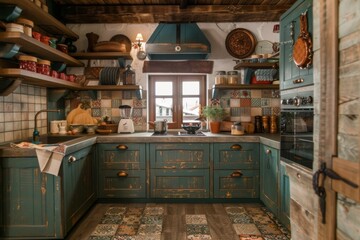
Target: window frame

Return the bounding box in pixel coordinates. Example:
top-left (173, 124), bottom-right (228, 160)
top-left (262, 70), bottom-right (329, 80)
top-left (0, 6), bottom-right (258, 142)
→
top-left (148, 75), bottom-right (207, 129)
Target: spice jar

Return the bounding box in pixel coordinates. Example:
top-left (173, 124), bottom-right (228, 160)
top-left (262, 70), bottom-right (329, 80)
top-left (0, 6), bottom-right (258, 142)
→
top-left (215, 71), bottom-right (227, 85)
top-left (19, 55), bottom-right (37, 72)
top-left (255, 116), bottom-right (262, 133)
top-left (262, 115), bottom-right (270, 133)
top-left (56, 44), bottom-right (68, 54)
top-left (227, 71), bottom-right (239, 85)
top-left (40, 35), bottom-right (50, 45)
top-left (270, 115), bottom-right (278, 133)
top-left (15, 18), bottom-right (34, 37)
top-left (36, 59), bottom-right (51, 75)
top-left (231, 122), bottom-right (244, 135)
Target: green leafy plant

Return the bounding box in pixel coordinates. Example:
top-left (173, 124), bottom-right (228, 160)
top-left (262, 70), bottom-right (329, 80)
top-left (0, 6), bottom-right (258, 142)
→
top-left (202, 105), bottom-right (226, 122)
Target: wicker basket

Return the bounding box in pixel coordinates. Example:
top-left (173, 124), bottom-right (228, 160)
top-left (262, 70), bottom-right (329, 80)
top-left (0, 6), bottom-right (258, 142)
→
top-left (98, 123), bottom-right (118, 133)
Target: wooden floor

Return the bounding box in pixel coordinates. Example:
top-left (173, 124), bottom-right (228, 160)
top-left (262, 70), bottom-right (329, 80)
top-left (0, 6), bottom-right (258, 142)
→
top-left (65, 203), bottom-right (284, 240)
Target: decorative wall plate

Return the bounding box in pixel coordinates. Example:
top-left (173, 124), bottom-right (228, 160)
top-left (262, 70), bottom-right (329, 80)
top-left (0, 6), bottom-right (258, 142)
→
top-left (255, 40), bottom-right (274, 55)
top-left (225, 28), bottom-right (257, 59)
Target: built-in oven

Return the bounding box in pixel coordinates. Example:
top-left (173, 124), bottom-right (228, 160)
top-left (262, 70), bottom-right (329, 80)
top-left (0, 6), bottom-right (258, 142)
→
top-left (280, 89), bottom-right (314, 169)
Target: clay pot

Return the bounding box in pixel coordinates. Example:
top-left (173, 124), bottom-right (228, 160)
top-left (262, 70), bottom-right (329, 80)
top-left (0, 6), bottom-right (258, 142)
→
top-left (86, 32), bottom-right (99, 52)
top-left (209, 121), bottom-right (221, 133)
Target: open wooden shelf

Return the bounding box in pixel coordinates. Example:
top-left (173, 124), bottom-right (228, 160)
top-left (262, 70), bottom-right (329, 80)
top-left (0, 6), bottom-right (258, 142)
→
top-left (212, 84), bottom-right (279, 90)
top-left (0, 32), bottom-right (84, 66)
top-left (70, 52), bottom-right (133, 60)
top-left (0, 0), bottom-right (78, 39)
top-left (234, 62), bottom-right (279, 70)
top-left (84, 85), bottom-right (142, 91)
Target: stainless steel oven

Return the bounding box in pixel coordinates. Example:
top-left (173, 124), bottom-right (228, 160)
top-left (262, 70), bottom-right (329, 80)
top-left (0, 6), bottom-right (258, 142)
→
top-left (280, 90), bottom-right (314, 169)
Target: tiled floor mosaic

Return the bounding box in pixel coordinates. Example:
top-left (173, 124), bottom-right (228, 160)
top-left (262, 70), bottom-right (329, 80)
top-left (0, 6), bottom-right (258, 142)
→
top-left (225, 206), bottom-right (290, 240)
top-left (186, 214), bottom-right (212, 240)
top-left (88, 207), bottom-right (164, 240)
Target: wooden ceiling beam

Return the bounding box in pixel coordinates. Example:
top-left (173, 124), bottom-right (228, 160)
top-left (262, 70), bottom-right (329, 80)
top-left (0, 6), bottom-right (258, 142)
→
top-left (59, 4), bottom-right (293, 23)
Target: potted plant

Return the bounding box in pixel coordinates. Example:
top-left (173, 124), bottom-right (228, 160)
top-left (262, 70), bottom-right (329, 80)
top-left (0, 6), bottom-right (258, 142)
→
top-left (202, 105), bottom-right (226, 133)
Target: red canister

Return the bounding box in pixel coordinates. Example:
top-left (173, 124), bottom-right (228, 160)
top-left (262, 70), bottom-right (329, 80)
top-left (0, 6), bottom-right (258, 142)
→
top-left (40, 35), bottom-right (50, 45)
top-left (36, 59), bottom-right (51, 75)
top-left (19, 55), bottom-right (37, 72)
top-left (59, 72), bottom-right (67, 80)
top-left (51, 70), bottom-right (59, 78)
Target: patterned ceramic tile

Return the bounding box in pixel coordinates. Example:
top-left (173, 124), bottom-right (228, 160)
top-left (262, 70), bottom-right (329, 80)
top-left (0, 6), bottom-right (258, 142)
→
top-left (187, 234), bottom-right (212, 240)
top-left (101, 108), bottom-right (112, 118)
top-left (272, 107), bottom-right (280, 116)
top-left (122, 99), bottom-right (134, 107)
top-left (245, 207), bottom-right (265, 215)
top-left (230, 90), bottom-right (241, 99)
top-left (251, 98), bottom-right (262, 107)
top-left (122, 91), bottom-right (134, 99)
top-left (231, 107), bottom-right (241, 116)
top-left (112, 99), bottom-right (122, 108)
top-left (92, 108), bottom-right (101, 117)
top-left (132, 108), bottom-right (142, 117)
top-left (230, 116), bottom-right (242, 122)
top-left (106, 207), bottom-right (127, 215)
top-left (133, 234), bottom-right (161, 240)
top-left (210, 99), bottom-right (220, 105)
top-left (101, 99), bottom-right (112, 108)
top-left (133, 99), bottom-right (147, 108)
top-left (116, 224), bottom-right (139, 236)
top-left (251, 215), bottom-right (273, 225)
top-left (261, 90), bottom-right (273, 98)
top-left (225, 207), bottom-right (247, 215)
top-left (251, 90), bottom-right (262, 98)
top-left (100, 214), bottom-right (124, 224)
top-left (141, 215), bottom-right (163, 225)
top-left (256, 224), bottom-right (283, 235)
top-left (239, 236), bottom-right (264, 240)
top-left (221, 98), bottom-right (230, 108)
top-left (111, 91), bottom-right (122, 99)
top-left (112, 108), bottom-right (121, 117)
top-left (89, 236), bottom-right (113, 240)
top-left (137, 224), bottom-right (162, 235)
top-left (228, 213), bottom-right (254, 224)
top-left (271, 99), bottom-right (280, 107)
top-left (91, 99), bottom-right (101, 108)
top-left (143, 207), bottom-right (164, 216)
top-left (230, 99), bottom-right (240, 107)
top-left (186, 215), bottom-right (208, 225)
top-left (240, 98), bottom-right (251, 107)
top-left (122, 215), bottom-right (142, 225)
top-left (233, 223), bottom-right (261, 236)
top-left (90, 224), bottom-right (118, 236)
top-left (261, 99), bottom-right (270, 107)
top-left (263, 235), bottom-right (289, 240)
top-left (186, 224), bottom-right (210, 235)
top-left (262, 107), bottom-right (272, 116)
top-left (126, 208), bottom-right (144, 216)
top-left (251, 107), bottom-right (262, 117)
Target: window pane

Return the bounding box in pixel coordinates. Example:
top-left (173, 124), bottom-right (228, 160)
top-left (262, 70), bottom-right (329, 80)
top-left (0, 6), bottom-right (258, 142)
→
top-left (155, 82), bottom-right (173, 96)
top-left (183, 97), bottom-right (200, 122)
top-left (182, 81), bottom-right (199, 95)
top-left (155, 98), bottom-right (173, 122)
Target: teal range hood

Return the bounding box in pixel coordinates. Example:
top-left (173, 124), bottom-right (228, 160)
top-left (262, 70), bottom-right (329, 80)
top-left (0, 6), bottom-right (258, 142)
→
top-left (146, 23), bottom-right (211, 60)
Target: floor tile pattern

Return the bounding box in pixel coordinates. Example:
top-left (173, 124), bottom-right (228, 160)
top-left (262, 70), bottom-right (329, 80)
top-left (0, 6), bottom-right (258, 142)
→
top-left (89, 207), bottom-right (163, 240)
top-left (226, 206), bottom-right (290, 240)
top-left (186, 214), bottom-right (212, 240)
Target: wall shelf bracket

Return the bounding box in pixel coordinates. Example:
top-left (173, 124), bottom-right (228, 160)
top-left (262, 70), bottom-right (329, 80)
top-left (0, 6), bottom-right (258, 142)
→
top-left (0, 77), bottom-right (22, 96)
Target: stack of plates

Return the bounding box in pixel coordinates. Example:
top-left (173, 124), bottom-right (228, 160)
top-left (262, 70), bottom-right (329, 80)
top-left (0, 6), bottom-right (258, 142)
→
top-left (99, 67), bottom-right (122, 85)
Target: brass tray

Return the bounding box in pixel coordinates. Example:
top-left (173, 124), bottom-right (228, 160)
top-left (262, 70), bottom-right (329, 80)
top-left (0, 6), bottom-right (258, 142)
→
top-left (225, 28), bottom-right (257, 59)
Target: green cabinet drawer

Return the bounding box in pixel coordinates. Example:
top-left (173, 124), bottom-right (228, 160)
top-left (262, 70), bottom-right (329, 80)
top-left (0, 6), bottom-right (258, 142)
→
top-left (214, 170), bottom-right (259, 198)
top-left (150, 143), bottom-right (210, 169)
top-left (98, 143), bottom-right (146, 170)
top-left (150, 169), bottom-right (209, 198)
top-left (260, 145), bottom-right (279, 215)
top-left (213, 143), bottom-right (259, 170)
top-left (99, 169), bottom-right (146, 198)
top-left (279, 161), bottom-right (291, 229)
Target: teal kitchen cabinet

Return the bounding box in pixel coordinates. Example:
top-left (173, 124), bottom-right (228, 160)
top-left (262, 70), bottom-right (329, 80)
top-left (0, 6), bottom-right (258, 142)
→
top-left (0, 145), bottom-right (96, 239)
top-left (260, 144), bottom-right (279, 215)
top-left (149, 143), bottom-right (210, 198)
top-left (98, 143), bottom-right (146, 198)
top-left (213, 143), bottom-right (259, 198)
top-left (279, 160), bottom-right (291, 229)
top-left (279, 0), bottom-right (313, 90)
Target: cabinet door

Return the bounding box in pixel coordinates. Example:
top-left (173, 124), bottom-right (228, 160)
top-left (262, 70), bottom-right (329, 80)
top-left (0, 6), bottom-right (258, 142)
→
top-left (0, 157), bottom-right (58, 238)
top-left (62, 146), bottom-right (97, 234)
top-left (260, 145), bottom-right (279, 215)
top-left (280, 0), bottom-right (313, 90)
top-left (214, 170), bottom-right (259, 198)
top-left (151, 169), bottom-right (209, 198)
top-left (98, 143), bottom-right (146, 170)
top-left (150, 143), bottom-right (210, 169)
top-left (279, 161), bottom-right (291, 229)
top-left (213, 143), bottom-right (259, 170)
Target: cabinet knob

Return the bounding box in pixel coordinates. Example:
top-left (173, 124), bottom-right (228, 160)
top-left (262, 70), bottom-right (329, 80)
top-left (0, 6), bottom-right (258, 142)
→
top-left (117, 171), bottom-right (128, 177)
top-left (266, 149), bottom-right (272, 154)
top-left (230, 144), bottom-right (242, 150)
top-left (230, 170), bottom-right (243, 178)
top-left (117, 144), bottom-right (128, 150)
top-left (293, 78), bottom-right (304, 84)
top-left (68, 156), bottom-right (77, 163)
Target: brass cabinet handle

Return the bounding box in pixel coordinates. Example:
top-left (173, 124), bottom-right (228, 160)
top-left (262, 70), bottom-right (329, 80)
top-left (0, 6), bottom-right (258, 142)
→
top-left (116, 144), bottom-right (128, 150)
top-left (163, 166), bottom-right (176, 169)
top-left (117, 171), bottom-right (128, 177)
top-left (266, 149), bottom-right (272, 154)
top-left (293, 78), bottom-right (304, 84)
top-left (230, 170), bottom-right (243, 177)
top-left (68, 156), bottom-right (77, 163)
top-left (230, 144), bottom-right (242, 150)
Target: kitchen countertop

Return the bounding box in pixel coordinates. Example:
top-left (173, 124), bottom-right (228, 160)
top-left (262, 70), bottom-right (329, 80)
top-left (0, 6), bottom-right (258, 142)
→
top-left (0, 131), bottom-right (280, 157)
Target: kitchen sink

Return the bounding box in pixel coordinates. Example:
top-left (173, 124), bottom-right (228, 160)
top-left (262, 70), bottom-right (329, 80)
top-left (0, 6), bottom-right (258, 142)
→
top-left (36, 135), bottom-right (84, 144)
top-left (152, 131), bottom-right (206, 136)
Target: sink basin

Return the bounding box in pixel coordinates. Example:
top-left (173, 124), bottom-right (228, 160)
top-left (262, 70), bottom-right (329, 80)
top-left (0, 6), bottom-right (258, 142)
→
top-left (37, 135), bottom-right (84, 144)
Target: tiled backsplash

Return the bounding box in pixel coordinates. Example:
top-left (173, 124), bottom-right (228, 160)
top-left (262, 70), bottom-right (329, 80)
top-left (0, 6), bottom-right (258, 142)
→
top-left (0, 84), bottom-right (47, 143)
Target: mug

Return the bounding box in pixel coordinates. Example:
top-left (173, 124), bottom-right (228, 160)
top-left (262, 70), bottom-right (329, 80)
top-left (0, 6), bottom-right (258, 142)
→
top-left (50, 120), bottom-right (60, 134)
top-left (59, 125), bottom-right (67, 134)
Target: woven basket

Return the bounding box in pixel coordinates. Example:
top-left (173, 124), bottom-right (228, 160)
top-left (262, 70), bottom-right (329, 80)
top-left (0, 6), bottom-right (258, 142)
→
top-left (98, 124), bottom-right (118, 133)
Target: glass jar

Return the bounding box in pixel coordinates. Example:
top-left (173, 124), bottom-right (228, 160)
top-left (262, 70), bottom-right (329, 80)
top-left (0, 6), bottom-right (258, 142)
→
top-left (215, 71), bottom-right (227, 85)
top-left (15, 18), bottom-right (34, 37)
top-left (227, 71), bottom-right (239, 85)
top-left (19, 55), bottom-right (37, 72)
top-left (123, 65), bottom-right (135, 85)
top-left (255, 116), bottom-right (262, 133)
top-left (36, 59), bottom-right (51, 75)
top-left (231, 122), bottom-right (244, 135)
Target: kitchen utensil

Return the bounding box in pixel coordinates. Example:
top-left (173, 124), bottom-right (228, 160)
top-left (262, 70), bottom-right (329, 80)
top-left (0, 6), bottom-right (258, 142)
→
top-left (110, 34), bottom-right (132, 52)
top-left (293, 12), bottom-right (312, 69)
top-left (181, 123), bottom-right (201, 134)
top-left (149, 120), bottom-right (168, 134)
top-left (118, 105), bottom-right (135, 133)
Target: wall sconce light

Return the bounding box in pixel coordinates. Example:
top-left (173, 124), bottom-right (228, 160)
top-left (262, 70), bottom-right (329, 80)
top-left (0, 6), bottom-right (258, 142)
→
top-left (135, 33), bottom-right (143, 48)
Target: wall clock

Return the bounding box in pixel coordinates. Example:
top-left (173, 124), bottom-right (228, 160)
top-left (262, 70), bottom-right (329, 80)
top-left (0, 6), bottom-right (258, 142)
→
top-left (225, 28), bottom-right (257, 59)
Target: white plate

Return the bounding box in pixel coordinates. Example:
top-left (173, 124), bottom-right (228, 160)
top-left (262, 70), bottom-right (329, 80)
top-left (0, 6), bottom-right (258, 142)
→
top-left (255, 40), bottom-right (274, 55)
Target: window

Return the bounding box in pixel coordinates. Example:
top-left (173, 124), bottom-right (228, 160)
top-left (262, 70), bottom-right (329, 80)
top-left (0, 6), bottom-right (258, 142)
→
top-left (149, 75), bottom-right (206, 129)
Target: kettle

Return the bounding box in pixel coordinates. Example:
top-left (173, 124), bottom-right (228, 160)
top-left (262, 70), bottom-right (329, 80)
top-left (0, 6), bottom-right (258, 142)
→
top-left (149, 120), bottom-right (168, 134)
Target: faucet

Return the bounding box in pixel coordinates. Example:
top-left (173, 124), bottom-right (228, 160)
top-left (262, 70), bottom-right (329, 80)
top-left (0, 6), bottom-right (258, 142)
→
top-left (33, 109), bottom-right (60, 143)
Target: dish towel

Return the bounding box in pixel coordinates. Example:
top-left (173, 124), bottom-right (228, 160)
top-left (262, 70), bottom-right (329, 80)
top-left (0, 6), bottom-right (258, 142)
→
top-left (11, 142), bottom-right (67, 176)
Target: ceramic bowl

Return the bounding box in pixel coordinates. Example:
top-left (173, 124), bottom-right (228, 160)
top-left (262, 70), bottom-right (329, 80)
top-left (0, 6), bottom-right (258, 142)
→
top-left (69, 124), bottom-right (84, 134)
top-left (85, 124), bottom-right (98, 134)
top-left (181, 123), bottom-right (201, 134)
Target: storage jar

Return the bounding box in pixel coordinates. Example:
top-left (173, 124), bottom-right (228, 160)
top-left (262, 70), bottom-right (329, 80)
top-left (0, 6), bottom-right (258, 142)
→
top-left (40, 35), bottom-right (50, 45)
top-left (19, 55), bottom-right (37, 72)
top-left (36, 59), bottom-right (51, 75)
top-left (227, 71), bottom-right (239, 85)
top-left (56, 44), bottom-right (68, 54)
top-left (15, 18), bottom-right (34, 37)
top-left (5, 23), bottom-right (24, 33)
top-left (123, 65), bottom-right (135, 85)
top-left (215, 71), bottom-right (227, 85)
top-left (231, 122), bottom-right (244, 135)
